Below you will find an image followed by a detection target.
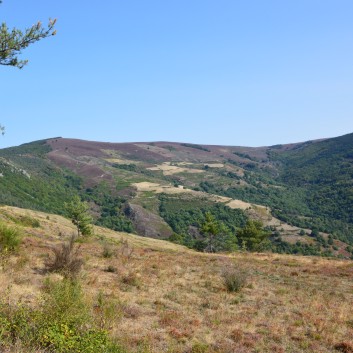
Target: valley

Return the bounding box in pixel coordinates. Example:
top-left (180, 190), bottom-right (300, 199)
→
top-left (1, 133), bottom-right (353, 257)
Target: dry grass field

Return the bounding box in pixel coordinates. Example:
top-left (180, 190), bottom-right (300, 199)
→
top-left (0, 206), bottom-right (352, 353)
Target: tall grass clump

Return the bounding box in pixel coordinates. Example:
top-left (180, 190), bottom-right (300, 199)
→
top-left (0, 222), bottom-right (21, 254)
top-left (221, 265), bottom-right (248, 293)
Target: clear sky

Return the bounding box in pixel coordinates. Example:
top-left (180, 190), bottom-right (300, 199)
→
top-left (1, 0), bottom-right (353, 148)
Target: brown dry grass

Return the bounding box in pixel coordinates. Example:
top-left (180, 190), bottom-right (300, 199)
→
top-left (0, 205), bottom-right (352, 353)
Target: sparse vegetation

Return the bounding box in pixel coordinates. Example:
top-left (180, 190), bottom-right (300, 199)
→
top-left (0, 206), bottom-right (352, 353)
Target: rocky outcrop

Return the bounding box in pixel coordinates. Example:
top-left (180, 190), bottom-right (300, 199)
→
top-left (125, 203), bottom-right (173, 239)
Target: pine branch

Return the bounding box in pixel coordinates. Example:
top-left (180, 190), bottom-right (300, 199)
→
top-left (0, 18), bottom-right (56, 68)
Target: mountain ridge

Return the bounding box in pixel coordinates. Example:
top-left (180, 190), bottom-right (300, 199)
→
top-left (1, 132), bottom-right (353, 257)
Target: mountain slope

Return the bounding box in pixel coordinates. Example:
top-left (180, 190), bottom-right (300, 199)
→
top-left (0, 133), bottom-right (352, 257)
top-left (1, 205), bottom-right (352, 352)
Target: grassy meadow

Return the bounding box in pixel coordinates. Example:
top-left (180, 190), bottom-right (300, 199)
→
top-left (0, 205), bottom-right (352, 353)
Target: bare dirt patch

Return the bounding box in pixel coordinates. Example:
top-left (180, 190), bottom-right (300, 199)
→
top-left (226, 199), bottom-right (253, 210)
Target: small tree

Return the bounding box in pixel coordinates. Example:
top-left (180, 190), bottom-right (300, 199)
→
top-left (237, 220), bottom-right (269, 251)
top-left (200, 212), bottom-right (219, 253)
top-left (64, 196), bottom-right (93, 237)
top-left (310, 228), bottom-right (319, 238)
top-left (200, 212), bottom-right (238, 253)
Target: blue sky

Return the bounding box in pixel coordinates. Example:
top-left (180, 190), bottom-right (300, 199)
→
top-left (1, 0), bottom-right (353, 148)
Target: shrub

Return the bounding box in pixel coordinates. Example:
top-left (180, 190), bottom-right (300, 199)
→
top-left (105, 265), bottom-right (117, 273)
top-left (119, 239), bottom-right (133, 262)
top-left (95, 291), bottom-right (122, 330)
top-left (221, 266), bottom-right (248, 293)
top-left (0, 279), bottom-right (124, 353)
top-left (39, 279), bottom-right (124, 352)
top-left (102, 243), bottom-right (115, 258)
top-left (0, 222), bottom-right (21, 253)
top-left (121, 272), bottom-right (140, 287)
top-left (45, 235), bottom-right (83, 278)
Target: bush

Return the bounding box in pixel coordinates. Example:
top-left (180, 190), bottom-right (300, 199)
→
top-left (0, 222), bottom-right (21, 253)
top-left (102, 242), bottom-right (115, 258)
top-left (221, 266), bottom-right (248, 293)
top-left (0, 278), bottom-right (124, 353)
top-left (45, 235), bottom-right (83, 278)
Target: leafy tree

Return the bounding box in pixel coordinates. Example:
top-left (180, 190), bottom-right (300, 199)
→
top-left (310, 228), bottom-right (319, 238)
top-left (237, 220), bottom-right (269, 251)
top-left (64, 196), bottom-right (93, 237)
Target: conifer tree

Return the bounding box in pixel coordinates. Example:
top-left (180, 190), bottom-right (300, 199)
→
top-left (200, 212), bottom-right (238, 253)
top-left (0, 1), bottom-right (56, 69)
top-left (237, 220), bottom-right (269, 251)
top-left (1, 1), bottom-right (56, 133)
top-left (65, 196), bottom-right (93, 237)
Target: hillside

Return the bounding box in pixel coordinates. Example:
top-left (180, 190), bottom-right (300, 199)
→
top-left (0, 133), bottom-right (353, 257)
top-left (0, 206), bottom-right (352, 353)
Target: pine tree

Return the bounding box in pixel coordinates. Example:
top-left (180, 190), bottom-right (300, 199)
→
top-left (1, 2), bottom-right (56, 135)
top-left (64, 196), bottom-right (93, 237)
top-left (201, 212), bottom-right (219, 253)
top-left (0, 2), bottom-right (56, 69)
top-left (237, 220), bottom-right (269, 251)
top-left (200, 212), bottom-right (238, 253)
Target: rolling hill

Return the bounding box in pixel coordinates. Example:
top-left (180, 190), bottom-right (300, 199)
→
top-left (0, 133), bottom-right (353, 257)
